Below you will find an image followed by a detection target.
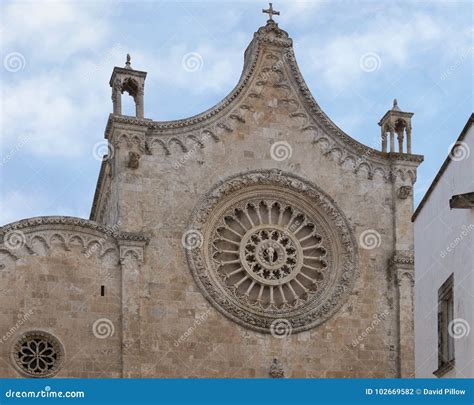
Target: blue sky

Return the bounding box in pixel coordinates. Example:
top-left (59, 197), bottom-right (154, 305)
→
top-left (0, 0), bottom-right (472, 225)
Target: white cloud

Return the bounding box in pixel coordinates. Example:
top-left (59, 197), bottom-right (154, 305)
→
top-left (149, 42), bottom-right (244, 95)
top-left (0, 190), bottom-right (47, 225)
top-left (279, 0), bottom-right (326, 23)
top-left (0, 1), bottom-right (124, 158)
top-left (1, 1), bottom-right (112, 60)
top-left (299, 13), bottom-right (442, 91)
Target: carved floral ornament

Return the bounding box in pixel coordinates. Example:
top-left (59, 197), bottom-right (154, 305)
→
top-left (185, 170), bottom-right (357, 334)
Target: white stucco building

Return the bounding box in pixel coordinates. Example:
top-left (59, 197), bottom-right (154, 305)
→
top-left (413, 114), bottom-right (474, 378)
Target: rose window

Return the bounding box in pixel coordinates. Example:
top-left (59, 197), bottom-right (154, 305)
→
top-left (214, 202), bottom-right (329, 309)
top-left (186, 171), bottom-right (356, 334)
top-left (12, 331), bottom-right (64, 377)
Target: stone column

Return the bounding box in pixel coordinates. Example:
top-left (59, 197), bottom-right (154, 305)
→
top-left (397, 130), bottom-right (404, 153)
top-left (406, 127), bottom-right (412, 154)
top-left (118, 238), bottom-right (148, 377)
top-left (391, 254), bottom-right (415, 377)
top-left (381, 127), bottom-right (387, 152)
top-left (135, 89), bottom-right (144, 119)
top-left (112, 80), bottom-right (122, 115)
top-left (389, 128), bottom-right (395, 153)
top-left (391, 169), bottom-right (415, 377)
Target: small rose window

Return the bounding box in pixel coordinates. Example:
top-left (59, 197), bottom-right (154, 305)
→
top-left (12, 331), bottom-right (64, 378)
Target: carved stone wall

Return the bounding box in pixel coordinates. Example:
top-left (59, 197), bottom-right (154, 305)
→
top-left (0, 217), bottom-right (144, 378)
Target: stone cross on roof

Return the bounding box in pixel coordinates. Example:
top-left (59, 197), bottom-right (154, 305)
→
top-left (262, 3), bottom-right (280, 21)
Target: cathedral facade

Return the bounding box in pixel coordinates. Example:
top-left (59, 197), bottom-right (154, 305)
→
top-left (0, 17), bottom-right (422, 378)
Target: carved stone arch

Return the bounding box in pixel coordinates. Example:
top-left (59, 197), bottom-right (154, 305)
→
top-left (395, 169), bottom-right (406, 182)
top-left (373, 167), bottom-right (387, 181)
top-left (85, 239), bottom-right (104, 257)
top-left (394, 118), bottom-right (408, 132)
top-left (68, 235), bottom-right (86, 251)
top-left (316, 137), bottom-right (330, 151)
top-left (185, 135), bottom-right (205, 149)
top-left (130, 134), bottom-right (140, 143)
top-left (121, 77), bottom-right (140, 99)
top-left (119, 246), bottom-right (143, 264)
top-left (116, 133), bottom-right (131, 148)
top-left (149, 139), bottom-right (170, 156)
top-left (328, 147), bottom-right (343, 161)
top-left (341, 155), bottom-right (356, 170)
top-left (49, 233), bottom-right (68, 251)
top-left (29, 235), bottom-right (50, 255)
top-left (168, 138), bottom-right (188, 153)
top-left (355, 162), bottom-right (372, 179)
top-left (202, 129), bottom-right (219, 143)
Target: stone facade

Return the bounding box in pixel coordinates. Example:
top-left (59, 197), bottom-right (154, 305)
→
top-left (0, 19), bottom-right (422, 378)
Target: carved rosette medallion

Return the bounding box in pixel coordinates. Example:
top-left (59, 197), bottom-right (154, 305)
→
top-left (186, 170), bottom-right (357, 333)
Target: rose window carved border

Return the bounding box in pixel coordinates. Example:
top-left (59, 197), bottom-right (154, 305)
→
top-left (186, 170), bottom-right (357, 334)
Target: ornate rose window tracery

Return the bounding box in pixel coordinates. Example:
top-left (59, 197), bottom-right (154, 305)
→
top-left (12, 331), bottom-right (64, 378)
top-left (186, 170), bottom-right (357, 334)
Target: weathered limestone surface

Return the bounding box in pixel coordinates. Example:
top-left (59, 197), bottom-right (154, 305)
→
top-left (0, 20), bottom-right (422, 378)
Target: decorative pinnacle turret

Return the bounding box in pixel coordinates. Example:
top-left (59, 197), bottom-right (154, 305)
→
top-left (378, 99), bottom-right (414, 154)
